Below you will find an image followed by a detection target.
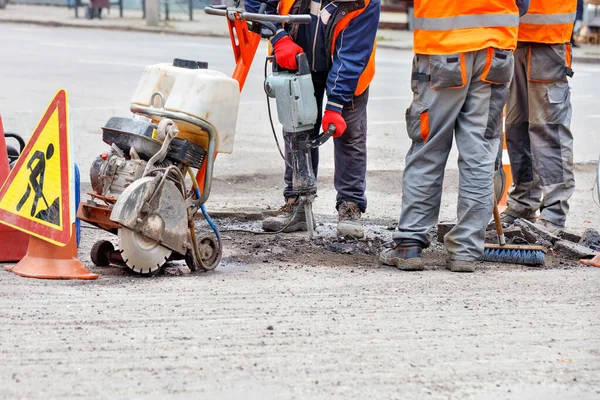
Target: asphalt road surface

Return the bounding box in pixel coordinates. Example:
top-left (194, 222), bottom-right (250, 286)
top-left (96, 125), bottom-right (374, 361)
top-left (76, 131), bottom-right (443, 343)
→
top-left (1, 25), bottom-right (600, 400)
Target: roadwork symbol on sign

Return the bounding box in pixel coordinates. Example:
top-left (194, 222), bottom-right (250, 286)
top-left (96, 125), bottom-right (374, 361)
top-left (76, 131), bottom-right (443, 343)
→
top-left (0, 90), bottom-right (72, 246)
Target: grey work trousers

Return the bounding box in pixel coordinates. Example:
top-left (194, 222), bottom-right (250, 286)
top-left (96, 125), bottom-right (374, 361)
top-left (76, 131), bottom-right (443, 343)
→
top-left (283, 71), bottom-right (369, 212)
top-left (505, 43), bottom-right (575, 227)
top-left (394, 49), bottom-right (513, 261)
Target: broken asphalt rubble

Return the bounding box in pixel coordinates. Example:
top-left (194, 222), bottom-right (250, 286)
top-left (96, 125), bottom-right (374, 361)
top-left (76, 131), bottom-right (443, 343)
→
top-left (437, 219), bottom-right (600, 261)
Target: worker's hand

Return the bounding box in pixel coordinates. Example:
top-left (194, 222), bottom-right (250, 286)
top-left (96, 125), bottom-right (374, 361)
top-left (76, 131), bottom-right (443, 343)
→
top-left (322, 110), bottom-right (346, 138)
top-left (272, 36), bottom-right (304, 70)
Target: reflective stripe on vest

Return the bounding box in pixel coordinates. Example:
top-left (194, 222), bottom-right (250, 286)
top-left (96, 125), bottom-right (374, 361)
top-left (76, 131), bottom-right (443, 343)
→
top-left (520, 12), bottom-right (576, 25)
top-left (414, 13), bottom-right (519, 31)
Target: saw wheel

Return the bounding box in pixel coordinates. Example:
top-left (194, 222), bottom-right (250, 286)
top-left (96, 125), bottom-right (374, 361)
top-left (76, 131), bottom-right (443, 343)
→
top-left (185, 235), bottom-right (222, 272)
top-left (118, 228), bottom-right (173, 275)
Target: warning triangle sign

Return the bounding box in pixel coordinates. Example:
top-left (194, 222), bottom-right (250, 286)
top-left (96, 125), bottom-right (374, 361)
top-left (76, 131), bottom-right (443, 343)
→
top-left (0, 90), bottom-right (72, 246)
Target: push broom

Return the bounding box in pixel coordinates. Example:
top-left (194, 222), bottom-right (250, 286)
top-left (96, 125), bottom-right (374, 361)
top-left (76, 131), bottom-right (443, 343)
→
top-left (482, 188), bottom-right (547, 266)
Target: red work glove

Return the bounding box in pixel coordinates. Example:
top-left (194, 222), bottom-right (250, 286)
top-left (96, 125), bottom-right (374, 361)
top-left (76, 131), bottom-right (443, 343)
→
top-left (322, 110), bottom-right (347, 138)
top-left (273, 36), bottom-right (304, 70)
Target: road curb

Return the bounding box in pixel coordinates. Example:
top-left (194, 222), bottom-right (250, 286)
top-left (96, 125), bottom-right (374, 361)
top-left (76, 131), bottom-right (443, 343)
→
top-left (0, 18), bottom-right (230, 38)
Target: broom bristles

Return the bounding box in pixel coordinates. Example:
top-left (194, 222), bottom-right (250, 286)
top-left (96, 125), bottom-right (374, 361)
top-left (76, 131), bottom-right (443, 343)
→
top-left (482, 248), bottom-right (545, 266)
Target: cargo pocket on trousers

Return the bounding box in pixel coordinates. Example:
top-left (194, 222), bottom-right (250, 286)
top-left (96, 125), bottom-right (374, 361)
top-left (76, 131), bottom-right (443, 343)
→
top-left (547, 85), bottom-right (571, 124)
top-left (429, 54), bottom-right (465, 89)
top-left (528, 44), bottom-right (568, 82)
top-left (406, 101), bottom-right (430, 143)
top-left (481, 48), bottom-right (514, 85)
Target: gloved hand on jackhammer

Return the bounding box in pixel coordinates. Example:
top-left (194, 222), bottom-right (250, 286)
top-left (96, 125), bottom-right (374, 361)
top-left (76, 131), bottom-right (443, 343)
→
top-left (322, 110), bottom-right (347, 138)
top-left (272, 35), bottom-right (304, 70)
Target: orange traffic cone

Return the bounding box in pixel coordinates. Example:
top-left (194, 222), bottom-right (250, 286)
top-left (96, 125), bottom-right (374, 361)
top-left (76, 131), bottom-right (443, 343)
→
top-left (499, 110), bottom-right (512, 212)
top-left (4, 223), bottom-right (98, 280)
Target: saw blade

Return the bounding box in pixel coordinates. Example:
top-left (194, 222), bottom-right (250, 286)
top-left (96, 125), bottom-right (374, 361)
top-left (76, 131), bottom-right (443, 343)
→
top-left (118, 228), bottom-right (172, 274)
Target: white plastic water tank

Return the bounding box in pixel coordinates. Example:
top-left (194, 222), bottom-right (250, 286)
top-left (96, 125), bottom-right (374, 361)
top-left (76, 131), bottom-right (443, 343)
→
top-left (131, 63), bottom-right (240, 154)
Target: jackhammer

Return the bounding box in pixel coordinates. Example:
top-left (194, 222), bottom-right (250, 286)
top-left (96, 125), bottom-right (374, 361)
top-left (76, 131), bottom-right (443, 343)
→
top-left (263, 54), bottom-right (336, 239)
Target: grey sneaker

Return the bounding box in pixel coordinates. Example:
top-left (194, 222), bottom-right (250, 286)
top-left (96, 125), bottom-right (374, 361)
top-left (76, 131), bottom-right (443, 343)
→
top-left (446, 259), bottom-right (477, 273)
top-left (379, 245), bottom-right (424, 271)
top-left (337, 201), bottom-right (364, 238)
top-left (535, 219), bottom-right (563, 235)
top-left (262, 199), bottom-right (311, 233)
top-left (500, 209), bottom-right (536, 226)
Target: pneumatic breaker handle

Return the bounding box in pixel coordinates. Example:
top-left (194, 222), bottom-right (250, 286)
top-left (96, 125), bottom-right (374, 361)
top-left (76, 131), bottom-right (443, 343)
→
top-left (204, 5), bottom-right (311, 25)
top-left (297, 125), bottom-right (336, 150)
top-left (296, 53), bottom-right (310, 75)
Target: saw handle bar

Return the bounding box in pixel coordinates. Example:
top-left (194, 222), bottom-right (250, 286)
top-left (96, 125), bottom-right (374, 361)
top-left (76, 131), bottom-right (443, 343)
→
top-left (298, 125), bottom-right (337, 150)
top-left (205, 5), bottom-right (311, 25)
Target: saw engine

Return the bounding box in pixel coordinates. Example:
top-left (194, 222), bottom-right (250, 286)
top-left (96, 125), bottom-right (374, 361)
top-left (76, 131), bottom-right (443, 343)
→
top-left (78, 58), bottom-right (240, 275)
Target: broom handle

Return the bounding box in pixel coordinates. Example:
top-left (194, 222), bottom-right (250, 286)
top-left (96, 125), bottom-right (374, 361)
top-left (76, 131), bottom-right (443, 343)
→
top-left (493, 188), bottom-right (506, 246)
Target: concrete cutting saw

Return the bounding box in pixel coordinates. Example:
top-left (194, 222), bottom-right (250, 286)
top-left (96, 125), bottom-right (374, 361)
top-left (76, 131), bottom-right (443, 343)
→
top-left (77, 5), bottom-right (318, 275)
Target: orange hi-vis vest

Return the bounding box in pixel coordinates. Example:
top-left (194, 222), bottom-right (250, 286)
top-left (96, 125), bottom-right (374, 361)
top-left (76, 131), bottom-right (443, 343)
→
top-left (518, 0), bottom-right (577, 44)
top-left (413, 1), bottom-right (519, 55)
top-left (278, 0), bottom-right (375, 96)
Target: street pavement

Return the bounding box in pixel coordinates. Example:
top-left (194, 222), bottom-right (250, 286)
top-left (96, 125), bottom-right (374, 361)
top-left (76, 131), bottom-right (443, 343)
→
top-left (2, 23), bottom-right (600, 228)
top-left (1, 23), bottom-right (600, 400)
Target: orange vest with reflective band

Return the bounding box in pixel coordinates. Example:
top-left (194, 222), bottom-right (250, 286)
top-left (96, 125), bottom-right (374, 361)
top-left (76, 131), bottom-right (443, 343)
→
top-left (278, 0), bottom-right (375, 96)
top-left (413, 1), bottom-right (519, 55)
top-left (518, 0), bottom-right (577, 44)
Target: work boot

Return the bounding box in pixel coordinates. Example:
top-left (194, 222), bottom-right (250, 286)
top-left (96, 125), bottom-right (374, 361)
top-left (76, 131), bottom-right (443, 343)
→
top-left (500, 209), bottom-right (536, 226)
top-left (262, 198), bottom-right (312, 233)
top-left (446, 259), bottom-right (477, 273)
top-left (535, 219), bottom-right (563, 235)
top-left (379, 245), bottom-right (424, 271)
top-left (337, 201), bottom-right (364, 238)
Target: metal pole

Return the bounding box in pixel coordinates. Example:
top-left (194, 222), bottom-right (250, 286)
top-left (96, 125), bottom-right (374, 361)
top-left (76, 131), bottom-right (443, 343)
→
top-left (188, 0), bottom-right (193, 21)
top-left (119, 0), bottom-right (123, 17)
top-left (142, 0), bottom-right (146, 19)
top-left (75, 0), bottom-right (79, 18)
top-left (165, 0), bottom-right (169, 21)
top-left (146, 0), bottom-right (159, 25)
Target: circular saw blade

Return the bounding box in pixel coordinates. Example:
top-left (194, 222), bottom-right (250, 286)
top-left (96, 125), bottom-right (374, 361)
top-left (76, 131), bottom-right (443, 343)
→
top-left (118, 228), bottom-right (172, 275)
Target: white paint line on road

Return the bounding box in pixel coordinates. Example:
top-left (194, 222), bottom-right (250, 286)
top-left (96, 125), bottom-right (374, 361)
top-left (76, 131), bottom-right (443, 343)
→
top-left (369, 120), bottom-right (405, 125)
top-left (165, 42), bottom-right (238, 50)
top-left (572, 94), bottom-right (595, 99)
top-left (78, 59), bottom-right (147, 68)
top-left (573, 66), bottom-right (600, 73)
top-left (71, 106), bottom-right (125, 111)
top-left (12, 105), bottom-right (125, 113)
top-left (40, 42), bottom-right (101, 50)
top-left (3, 35), bottom-right (31, 41)
top-left (370, 96), bottom-right (411, 101)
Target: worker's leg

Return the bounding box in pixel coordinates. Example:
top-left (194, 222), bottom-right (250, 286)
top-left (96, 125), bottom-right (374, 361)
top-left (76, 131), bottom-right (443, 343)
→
top-left (505, 44), bottom-right (541, 220)
top-left (333, 87), bottom-right (369, 212)
top-left (392, 54), bottom-right (470, 248)
top-left (446, 48), bottom-right (512, 261)
top-left (527, 44), bottom-right (575, 228)
top-left (333, 88), bottom-right (369, 238)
